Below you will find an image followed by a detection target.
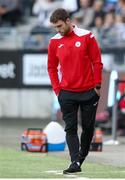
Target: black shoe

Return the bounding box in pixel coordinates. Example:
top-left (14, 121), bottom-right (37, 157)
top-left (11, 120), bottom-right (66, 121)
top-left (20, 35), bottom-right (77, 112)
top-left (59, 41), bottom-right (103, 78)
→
top-left (63, 161), bottom-right (81, 174)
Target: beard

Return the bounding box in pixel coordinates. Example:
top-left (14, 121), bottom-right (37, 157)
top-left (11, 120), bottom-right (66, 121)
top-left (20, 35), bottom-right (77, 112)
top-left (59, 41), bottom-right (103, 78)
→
top-left (59, 25), bottom-right (71, 36)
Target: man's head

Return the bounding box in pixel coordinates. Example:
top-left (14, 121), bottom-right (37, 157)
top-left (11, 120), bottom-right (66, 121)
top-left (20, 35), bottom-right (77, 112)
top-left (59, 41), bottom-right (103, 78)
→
top-left (50, 8), bottom-right (72, 36)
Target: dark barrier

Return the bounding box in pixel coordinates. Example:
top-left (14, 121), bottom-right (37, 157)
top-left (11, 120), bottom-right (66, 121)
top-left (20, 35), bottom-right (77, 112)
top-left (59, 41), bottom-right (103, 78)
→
top-left (0, 50), bottom-right (22, 88)
top-left (21, 49), bottom-right (51, 88)
top-left (0, 49), bottom-right (51, 88)
top-left (0, 48), bottom-right (125, 88)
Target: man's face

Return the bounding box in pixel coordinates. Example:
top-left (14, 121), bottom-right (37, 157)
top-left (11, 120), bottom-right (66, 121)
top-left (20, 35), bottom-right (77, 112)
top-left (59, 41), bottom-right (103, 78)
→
top-left (52, 19), bottom-right (71, 36)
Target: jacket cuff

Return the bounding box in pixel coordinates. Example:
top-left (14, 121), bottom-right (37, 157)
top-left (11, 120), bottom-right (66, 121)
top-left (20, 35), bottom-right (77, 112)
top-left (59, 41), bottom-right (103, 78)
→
top-left (95, 84), bottom-right (101, 89)
top-left (54, 87), bottom-right (61, 96)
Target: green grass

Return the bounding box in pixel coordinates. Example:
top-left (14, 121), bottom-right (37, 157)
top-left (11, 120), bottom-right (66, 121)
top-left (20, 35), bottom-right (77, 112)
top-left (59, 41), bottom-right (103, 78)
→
top-left (0, 148), bottom-right (125, 178)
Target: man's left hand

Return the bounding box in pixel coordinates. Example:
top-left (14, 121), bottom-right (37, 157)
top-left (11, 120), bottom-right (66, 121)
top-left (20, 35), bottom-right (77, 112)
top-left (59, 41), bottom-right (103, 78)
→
top-left (94, 88), bottom-right (100, 97)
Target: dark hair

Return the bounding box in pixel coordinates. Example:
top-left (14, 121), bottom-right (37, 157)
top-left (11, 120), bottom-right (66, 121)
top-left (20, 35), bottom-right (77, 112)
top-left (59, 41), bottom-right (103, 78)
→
top-left (50, 8), bottom-right (70, 23)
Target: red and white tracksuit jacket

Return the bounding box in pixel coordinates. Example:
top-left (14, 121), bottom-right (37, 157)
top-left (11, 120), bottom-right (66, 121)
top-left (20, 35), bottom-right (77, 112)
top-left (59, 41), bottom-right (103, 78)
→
top-left (47, 25), bottom-right (103, 95)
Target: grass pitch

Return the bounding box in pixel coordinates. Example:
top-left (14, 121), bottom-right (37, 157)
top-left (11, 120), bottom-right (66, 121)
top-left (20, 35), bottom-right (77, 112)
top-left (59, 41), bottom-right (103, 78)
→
top-left (0, 148), bottom-right (125, 178)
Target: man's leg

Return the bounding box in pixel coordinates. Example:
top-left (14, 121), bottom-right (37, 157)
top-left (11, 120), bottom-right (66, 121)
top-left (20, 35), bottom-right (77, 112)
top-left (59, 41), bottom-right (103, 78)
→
top-left (58, 90), bottom-right (79, 163)
top-left (79, 92), bottom-right (99, 165)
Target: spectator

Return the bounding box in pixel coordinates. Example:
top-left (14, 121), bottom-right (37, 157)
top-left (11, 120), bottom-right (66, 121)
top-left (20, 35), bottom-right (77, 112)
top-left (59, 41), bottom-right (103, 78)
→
top-left (19, 0), bottom-right (35, 17)
top-left (101, 11), bottom-right (125, 47)
top-left (32, 0), bottom-right (62, 27)
top-left (72, 0), bottom-right (94, 29)
top-left (62, 0), bottom-right (80, 16)
top-left (0, 0), bottom-right (22, 26)
top-left (116, 0), bottom-right (125, 17)
top-left (104, 0), bottom-right (117, 12)
top-left (113, 14), bottom-right (125, 46)
top-left (101, 11), bottom-right (116, 46)
top-left (90, 0), bottom-right (105, 27)
top-left (91, 15), bottom-right (104, 46)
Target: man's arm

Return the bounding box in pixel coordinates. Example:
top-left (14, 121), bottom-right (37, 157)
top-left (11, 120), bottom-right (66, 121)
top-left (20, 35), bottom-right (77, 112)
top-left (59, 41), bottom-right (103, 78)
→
top-left (87, 32), bottom-right (103, 93)
top-left (47, 40), bottom-right (60, 95)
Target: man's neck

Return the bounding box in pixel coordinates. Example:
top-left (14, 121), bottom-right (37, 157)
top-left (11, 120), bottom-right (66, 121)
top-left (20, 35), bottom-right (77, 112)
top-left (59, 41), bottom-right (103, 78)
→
top-left (66, 24), bottom-right (74, 36)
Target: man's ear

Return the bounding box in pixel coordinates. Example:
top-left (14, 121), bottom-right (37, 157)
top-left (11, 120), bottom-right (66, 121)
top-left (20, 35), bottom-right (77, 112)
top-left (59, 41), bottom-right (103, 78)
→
top-left (66, 18), bottom-right (71, 24)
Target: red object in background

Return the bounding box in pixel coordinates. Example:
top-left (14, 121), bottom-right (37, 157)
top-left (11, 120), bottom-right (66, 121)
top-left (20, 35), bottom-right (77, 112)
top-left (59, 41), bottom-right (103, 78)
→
top-left (118, 78), bottom-right (125, 96)
top-left (90, 128), bottom-right (103, 151)
top-left (21, 128), bottom-right (48, 152)
top-left (119, 96), bottom-right (125, 110)
top-left (96, 111), bottom-right (109, 122)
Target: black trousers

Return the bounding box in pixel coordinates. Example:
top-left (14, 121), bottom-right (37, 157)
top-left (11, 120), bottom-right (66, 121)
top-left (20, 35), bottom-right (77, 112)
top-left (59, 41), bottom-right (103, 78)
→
top-left (58, 88), bottom-right (99, 163)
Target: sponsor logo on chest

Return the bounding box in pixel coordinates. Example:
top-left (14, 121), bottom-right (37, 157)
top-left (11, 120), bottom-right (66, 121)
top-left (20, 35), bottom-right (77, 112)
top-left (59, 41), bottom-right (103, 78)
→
top-left (75, 41), bottom-right (81, 47)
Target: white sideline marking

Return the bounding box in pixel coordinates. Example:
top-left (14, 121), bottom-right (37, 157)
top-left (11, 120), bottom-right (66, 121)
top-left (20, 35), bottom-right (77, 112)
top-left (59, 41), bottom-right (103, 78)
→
top-left (44, 170), bottom-right (62, 173)
top-left (40, 170), bottom-right (125, 180)
top-left (0, 178), bottom-right (123, 180)
top-left (41, 170), bottom-right (87, 178)
top-left (44, 170), bottom-right (62, 175)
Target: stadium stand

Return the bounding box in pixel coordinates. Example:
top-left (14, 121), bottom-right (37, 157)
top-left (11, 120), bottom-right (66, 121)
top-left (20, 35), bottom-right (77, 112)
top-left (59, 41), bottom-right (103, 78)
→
top-left (0, 0), bottom-right (124, 50)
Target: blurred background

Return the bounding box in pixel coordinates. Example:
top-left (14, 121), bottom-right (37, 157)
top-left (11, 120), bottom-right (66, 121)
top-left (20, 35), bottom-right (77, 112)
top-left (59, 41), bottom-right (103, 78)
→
top-left (0, 0), bottom-right (125, 150)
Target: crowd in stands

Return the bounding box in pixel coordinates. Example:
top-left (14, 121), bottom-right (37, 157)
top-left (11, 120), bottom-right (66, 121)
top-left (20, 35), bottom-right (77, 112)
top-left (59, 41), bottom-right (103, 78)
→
top-left (0, 0), bottom-right (34, 26)
top-left (0, 0), bottom-right (125, 49)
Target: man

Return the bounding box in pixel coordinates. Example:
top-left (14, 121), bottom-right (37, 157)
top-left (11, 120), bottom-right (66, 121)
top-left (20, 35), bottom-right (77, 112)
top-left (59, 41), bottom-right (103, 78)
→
top-left (0, 0), bottom-right (21, 26)
top-left (32, 0), bottom-right (62, 27)
top-left (47, 8), bottom-right (103, 174)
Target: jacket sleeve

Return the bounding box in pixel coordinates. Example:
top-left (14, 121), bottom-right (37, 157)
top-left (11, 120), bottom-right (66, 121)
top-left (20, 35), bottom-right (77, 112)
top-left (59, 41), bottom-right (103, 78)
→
top-left (47, 40), bottom-right (60, 95)
top-left (87, 32), bottom-right (103, 86)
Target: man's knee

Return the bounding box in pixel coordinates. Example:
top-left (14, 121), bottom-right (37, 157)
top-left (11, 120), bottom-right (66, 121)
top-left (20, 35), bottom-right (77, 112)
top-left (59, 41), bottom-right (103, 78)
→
top-left (82, 124), bottom-right (94, 132)
top-left (65, 127), bottom-right (77, 136)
